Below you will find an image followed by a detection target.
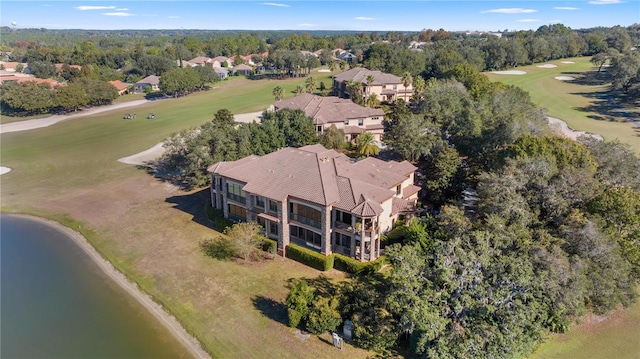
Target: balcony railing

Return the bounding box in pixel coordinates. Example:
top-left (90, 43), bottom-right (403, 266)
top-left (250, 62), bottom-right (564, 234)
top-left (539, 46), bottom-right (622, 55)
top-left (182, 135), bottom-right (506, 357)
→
top-left (334, 221), bottom-right (353, 231)
top-left (290, 213), bottom-right (321, 229)
top-left (227, 193), bottom-right (246, 204)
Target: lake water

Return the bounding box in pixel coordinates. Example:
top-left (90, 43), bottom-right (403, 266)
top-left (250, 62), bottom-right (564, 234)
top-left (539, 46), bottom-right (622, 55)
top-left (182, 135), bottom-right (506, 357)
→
top-left (1, 215), bottom-right (190, 358)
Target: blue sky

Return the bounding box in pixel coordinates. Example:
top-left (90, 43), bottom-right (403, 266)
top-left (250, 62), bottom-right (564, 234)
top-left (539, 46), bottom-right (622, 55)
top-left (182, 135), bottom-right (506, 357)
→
top-left (1, 1), bottom-right (638, 32)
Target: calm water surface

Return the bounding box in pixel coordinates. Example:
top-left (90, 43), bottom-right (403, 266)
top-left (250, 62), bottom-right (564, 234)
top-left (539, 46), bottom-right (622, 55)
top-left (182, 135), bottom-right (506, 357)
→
top-left (1, 215), bottom-right (190, 359)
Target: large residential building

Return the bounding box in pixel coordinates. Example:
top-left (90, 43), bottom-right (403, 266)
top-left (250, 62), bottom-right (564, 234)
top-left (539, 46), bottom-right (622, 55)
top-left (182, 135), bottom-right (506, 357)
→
top-left (208, 144), bottom-right (419, 262)
top-left (273, 93), bottom-right (385, 141)
top-left (333, 67), bottom-right (413, 103)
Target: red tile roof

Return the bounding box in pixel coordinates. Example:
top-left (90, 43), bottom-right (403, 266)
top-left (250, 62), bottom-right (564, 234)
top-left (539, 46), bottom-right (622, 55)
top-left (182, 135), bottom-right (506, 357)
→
top-left (108, 80), bottom-right (129, 91)
top-left (274, 93), bottom-right (384, 126)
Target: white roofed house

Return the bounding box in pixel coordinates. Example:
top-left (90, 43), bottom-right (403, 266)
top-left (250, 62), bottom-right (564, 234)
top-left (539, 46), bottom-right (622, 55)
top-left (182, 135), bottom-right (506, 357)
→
top-left (208, 144), bottom-right (419, 262)
top-left (273, 93), bottom-right (385, 142)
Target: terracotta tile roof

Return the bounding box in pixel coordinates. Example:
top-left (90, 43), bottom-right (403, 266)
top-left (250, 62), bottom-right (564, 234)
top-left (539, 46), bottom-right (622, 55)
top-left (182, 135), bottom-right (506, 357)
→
top-left (189, 56), bottom-right (212, 64)
top-left (403, 184), bottom-right (421, 199)
top-left (15, 77), bottom-right (63, 87)
top-left (136, 75), bottom-right (160, 85)
top-left (333, 67), bottom-right (402, 85)
top-left (351, 196), bottom-right (384, 216)
top-left (0, 61), bottom-right (22, 70)
top-left (343, 125), bottom-right (365, 134)
top-left (392, 197), bottom-right (416, 215)
top-left (209, 145), bottom-right (417, 216)
top-left (274, 93), bottom-right (383, 126)
top-left (233, 64), bottom-right (253, 70)
top-left (108, 80), bottom-right (129, 91)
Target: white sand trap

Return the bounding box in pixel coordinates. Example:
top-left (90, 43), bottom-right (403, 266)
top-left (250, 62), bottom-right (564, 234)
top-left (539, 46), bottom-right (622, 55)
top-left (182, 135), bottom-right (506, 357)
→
top-left (547, 117), bottom-right (603, 141)
top-left (561, 61), bottom-right (575, 64)
top-left (555, 76), bottom-right (576, 81)
top-left (537, 64), bottom-right (558, 68)
top-left (317, 69), bottom-right (331, 72)
top-left (118, 143), bottom-right (166, 166)
top-left (492, 70), bottom-right (527, 75)
top-left (0, 166), bottom-right (11, 175)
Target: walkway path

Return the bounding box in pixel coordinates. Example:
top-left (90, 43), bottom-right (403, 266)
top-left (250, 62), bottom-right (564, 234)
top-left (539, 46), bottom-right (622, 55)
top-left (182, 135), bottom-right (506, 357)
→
top-left (0, 100), bottom-right (150, 134)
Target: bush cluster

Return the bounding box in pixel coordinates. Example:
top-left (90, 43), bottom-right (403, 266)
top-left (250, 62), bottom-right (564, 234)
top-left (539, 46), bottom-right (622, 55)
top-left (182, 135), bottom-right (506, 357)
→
top-left (285, 244), bottom-right (334, 271)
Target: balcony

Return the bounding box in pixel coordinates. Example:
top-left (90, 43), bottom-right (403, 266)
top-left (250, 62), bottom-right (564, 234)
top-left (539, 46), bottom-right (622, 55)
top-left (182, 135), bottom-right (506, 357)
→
top-left (334, 221), bottom-right (353, 231)
top-left (227, 193), bottom-right (245, 204)
top-left (290, 213), bottom-right (321, 229)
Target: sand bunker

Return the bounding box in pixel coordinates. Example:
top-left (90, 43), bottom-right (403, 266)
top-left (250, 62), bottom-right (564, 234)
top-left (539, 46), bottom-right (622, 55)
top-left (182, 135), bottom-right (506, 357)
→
top-left (491, 70), bottom-right (527, 75)
top-left (317, 69), bottom-right (331, 72)
top-left (537, 64), bottom-right (558, 68)
top-left (555, 76), bottom-right (576, 81)
top-left (0, 166), bottom-right (11, 175)
top-left (561, 61), bottom-right (575, 64)
top-left (118, 143), bottom-right (165, 166)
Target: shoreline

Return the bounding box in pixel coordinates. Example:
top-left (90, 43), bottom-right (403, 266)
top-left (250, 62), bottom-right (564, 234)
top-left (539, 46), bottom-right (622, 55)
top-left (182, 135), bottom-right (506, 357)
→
top-left (6, 213), bottom-right (211, 359)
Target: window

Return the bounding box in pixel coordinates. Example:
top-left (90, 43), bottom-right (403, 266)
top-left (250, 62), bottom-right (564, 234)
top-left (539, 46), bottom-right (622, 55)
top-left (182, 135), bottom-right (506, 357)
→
top-left (227, 182), bottom-right (246, 203)
top-left (290, 225), bottom-right (322, 249)
top-left (344, 120), bottom-right (349, 125)
top-left (257, 217), bottom-right (266, 230)
top-left (335, 233), bottom-right (351, 248)
top-left (290, 202), bottom-right (322, 228)
top-left (358, 119), bottom-right (363, 126)
top-left (393, 85), bottom-right (397, 90)
top-left (335, 210), bottom-right (352, 225)
top-left (382, 85), bottom-right (386, 89)
top-left (316, 125), bottom-right (323, 133)
top-left (255, 196), bottom-right (265, 208)
top-left (228, 204), bottom-right (246, 220)
top-left (270, 223), bottom-right (279, 236)
top-left (396, 184), bottom-right (402, 196)
top-left (268, 200), bottom-right (278, 213)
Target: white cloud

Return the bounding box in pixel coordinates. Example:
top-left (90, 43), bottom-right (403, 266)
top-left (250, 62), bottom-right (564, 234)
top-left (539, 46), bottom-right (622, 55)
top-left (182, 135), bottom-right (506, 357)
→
top-left (102, 12), bottom-right (134, 17)
top-left (76, 5), bottom-right (116, 11)
top-left (261, 2), bottom-right (289, 7)
top-left (116, 8), bottom-right (129, 11)
top-left (589, 0), bottom-right (622, 4)
top-left (299, 23), bottom-right (316, 27)
top-left (481, 8), bottom-right (537, 14)
top-left (518, 19), bottom-right (541, 22)
top-left (354, 16), bottom-right (376, 21)
top-left (553, 6), bottom-right (579, 10)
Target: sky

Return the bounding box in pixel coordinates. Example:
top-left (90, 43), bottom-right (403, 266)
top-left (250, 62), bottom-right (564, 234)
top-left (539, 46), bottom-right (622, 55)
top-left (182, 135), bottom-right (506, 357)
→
top-left (1, 1), bottom-right (638, 32)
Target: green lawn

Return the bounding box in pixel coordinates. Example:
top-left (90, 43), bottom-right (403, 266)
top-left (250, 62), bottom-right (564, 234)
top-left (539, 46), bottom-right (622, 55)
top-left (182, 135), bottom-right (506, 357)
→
top-left (530, 285), bottom-right (640, 359)
top-left (485, 57), bottom-right (640, 154)
top-left (1, 74), bottom-right (375, 359)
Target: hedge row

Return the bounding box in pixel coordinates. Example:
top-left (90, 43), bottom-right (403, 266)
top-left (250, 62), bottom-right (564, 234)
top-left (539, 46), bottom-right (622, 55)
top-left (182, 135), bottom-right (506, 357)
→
top-left (285, 244), bottom-right (334, 271)
top-left (204, 204), bottom-right (234, 231)
top-left (284, 245), bottom-right (388, 274)
top-left (334, 254), bottom-right (388, 274)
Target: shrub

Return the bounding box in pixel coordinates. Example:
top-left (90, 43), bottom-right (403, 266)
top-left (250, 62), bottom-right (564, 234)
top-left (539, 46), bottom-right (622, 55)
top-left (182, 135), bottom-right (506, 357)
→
top-left (224, 222), bottom-right (263, 261)
top-left (261, 237), bottom-right (277, 259)
top-left (305, 296), bottom-right (342, 334)
top-left (285, 279), bottom-right (314, 328)
top-left (200, 237), bottom-right (234, 260)
top-left (204, 204), bottom-right (234, 231)
top-left (334, 254), bottom-right (387, 275)
top-left (285, 244), bottom-right (334, 271)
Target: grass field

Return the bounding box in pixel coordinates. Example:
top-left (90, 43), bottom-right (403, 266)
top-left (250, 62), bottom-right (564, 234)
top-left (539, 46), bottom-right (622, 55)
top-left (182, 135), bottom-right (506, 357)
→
top-left (0, 71), bottom-right (375, 358)
top-left (485, 57), bottom-right (640, 154)
top-left (530, 285), bottom-right (640, 359)
top-left (2, 66), bottom-right (638, 358)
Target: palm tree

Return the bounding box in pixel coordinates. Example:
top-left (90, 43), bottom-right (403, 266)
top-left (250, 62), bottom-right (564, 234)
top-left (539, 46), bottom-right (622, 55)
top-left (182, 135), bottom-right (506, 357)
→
top-left (366, 74), bottom-right (375, 98)
top-left (412, 75), bottom-right (426, 103)
top-left (328, 61), bottom-right (336, 72)
top-left (272, 86), bottom-right (284, 101)
top-left (401, 72), bottom-right (413, 89)
top-left (305, 76), bottom-right (317, 93)
top-left (355, 132), bottom-right (379, 157)
top-left (366, 93), bottom-right (380, 108)
top-left (339, 60), bottom-right (347, 71)
top-left (295, 85), bottom-right (304, 95)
